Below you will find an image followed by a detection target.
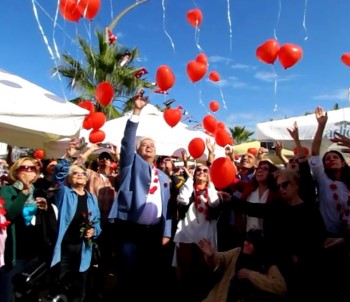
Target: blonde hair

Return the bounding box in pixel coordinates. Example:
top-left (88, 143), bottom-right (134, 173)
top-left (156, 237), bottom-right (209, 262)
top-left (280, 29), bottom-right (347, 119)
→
top-left (8, 157), bottom-right (39, 182)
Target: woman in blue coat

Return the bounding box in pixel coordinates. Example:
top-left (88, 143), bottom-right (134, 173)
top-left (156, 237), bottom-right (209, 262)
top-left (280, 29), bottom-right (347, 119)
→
top-left (51, 159), bottom-right (101, 301)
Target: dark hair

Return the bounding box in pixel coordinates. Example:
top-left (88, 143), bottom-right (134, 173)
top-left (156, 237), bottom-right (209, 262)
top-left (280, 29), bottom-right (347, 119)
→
top-left (322, 150), bottom-right (350, 188)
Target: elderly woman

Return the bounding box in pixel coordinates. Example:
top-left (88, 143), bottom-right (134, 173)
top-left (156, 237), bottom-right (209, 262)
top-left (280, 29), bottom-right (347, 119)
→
top-left (51, 159), bottom-right (101, 301)
top-left (0, 157), bottom-right (57, 302)
top-left (173, 164), bottom-right (221, 301)
top-left (224, 168), bottom-right (326, 301)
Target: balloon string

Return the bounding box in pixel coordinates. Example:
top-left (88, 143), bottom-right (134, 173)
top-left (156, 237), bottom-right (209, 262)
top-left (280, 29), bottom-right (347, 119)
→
top-left (272, 64), bottom-right (278, 112)
top-left (219, 86), bottom-right (227, 110)
top-left (302, 0), bottom-right (309, 41)
top-left (161, 0), bottom-right (175, 53)
top-left (32, 0), bottom-right (76, 43)
top-left (109, 0), bottom-right (114, 20)
top-left (195, 27), bottom-right (204, 53)
top-left (226, 0), bottom-right (233, 54)
top-left (52, 0), bottom-right (61, 61)
top-left (273, 0), bottom-right (282, 40)
top-left (32, 0), bottom-right (55, 61)
top-left (198, 87), bottom-right (206, 111)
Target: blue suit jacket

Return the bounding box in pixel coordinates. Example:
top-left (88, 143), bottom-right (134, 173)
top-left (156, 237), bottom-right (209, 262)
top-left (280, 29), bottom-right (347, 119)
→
top-left (108, 118), bottom-right (172, 238)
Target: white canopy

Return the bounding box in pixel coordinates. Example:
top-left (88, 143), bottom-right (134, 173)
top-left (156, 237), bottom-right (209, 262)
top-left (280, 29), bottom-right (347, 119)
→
top-left (0, 69), bottom-right (88, 150)
top-left (255, 107), bottom-right (350, 154)
top-left (81, 103), bottom-right (226, 160)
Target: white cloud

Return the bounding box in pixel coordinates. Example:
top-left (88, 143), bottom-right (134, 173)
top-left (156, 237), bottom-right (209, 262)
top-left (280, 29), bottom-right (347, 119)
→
top-left (230, 63), bottom-right (254, 70)
top-left (313, 89), bottom-right (348, 101)
top-left (254, 71), bottom-right (296, 83)
top-left (208, 55), bottom-right (231, 64)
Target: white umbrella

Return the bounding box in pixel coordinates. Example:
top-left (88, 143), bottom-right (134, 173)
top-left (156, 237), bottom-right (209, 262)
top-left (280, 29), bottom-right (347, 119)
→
top-left (0, 69), bottom-right (89, 150)
top-left (81, 103), bottom-right (226, 160)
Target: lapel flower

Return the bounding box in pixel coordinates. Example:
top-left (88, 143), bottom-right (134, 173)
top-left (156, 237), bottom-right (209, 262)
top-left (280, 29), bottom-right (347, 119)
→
top-left (330, 183), bottom-right (337, 190)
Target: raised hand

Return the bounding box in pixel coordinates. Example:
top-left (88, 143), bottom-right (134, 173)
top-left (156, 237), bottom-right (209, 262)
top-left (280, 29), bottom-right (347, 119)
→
top-left (287, 121), bottom-right (299, 141)
top-left (315, 106), bottom-right (328, 126)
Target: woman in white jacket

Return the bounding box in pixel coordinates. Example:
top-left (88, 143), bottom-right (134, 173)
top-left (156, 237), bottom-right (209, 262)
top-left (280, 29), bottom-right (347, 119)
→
top-left (173, 164), bottom-right (221, 301)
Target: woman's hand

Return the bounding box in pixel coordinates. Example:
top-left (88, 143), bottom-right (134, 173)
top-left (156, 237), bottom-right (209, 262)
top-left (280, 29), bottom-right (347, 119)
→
top-left (85, 227), bottom-right (95, 240)
top-left (315, 106), bottom-right (328, 126)
top-left (198, 238), bottom-right (215, 258)
top-left (36, 197), bottom-right (48, 211)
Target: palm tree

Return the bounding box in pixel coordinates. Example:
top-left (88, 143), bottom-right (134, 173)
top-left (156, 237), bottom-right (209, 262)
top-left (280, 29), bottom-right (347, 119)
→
top-left (54, 29), bottom-right (155, 120)
top-left (229, 126), bottom-right (254, 145)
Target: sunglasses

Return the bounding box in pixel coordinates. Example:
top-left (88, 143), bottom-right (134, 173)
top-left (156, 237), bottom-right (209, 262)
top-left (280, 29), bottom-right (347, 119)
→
top-left (72, 171), bottom-right (87, 177)
top-left (277, 180), bottom-right (290, 190)
top-left (196, 168), bottom-right (209, 173)
top-left (17, 165), bottom-right (37, 172)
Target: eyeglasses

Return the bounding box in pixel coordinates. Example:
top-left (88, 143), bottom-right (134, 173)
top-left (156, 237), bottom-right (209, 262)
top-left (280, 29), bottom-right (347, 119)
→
top-left (277, 181), bottom-right (290, 190)
top-left (196, 168), bottom-right (209, 173)
top-left (17, 165), bottom-right (37, 172)
top-left (71, 171), bottom-right (87, 177)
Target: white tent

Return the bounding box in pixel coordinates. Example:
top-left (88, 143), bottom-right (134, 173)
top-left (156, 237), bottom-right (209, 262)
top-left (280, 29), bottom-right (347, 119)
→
top-left (255, 107), bottom-right (350, 154)
top-left (0, 69), bottom-right (89, 151)
top-left (81, 104), bottom-right (226, 160)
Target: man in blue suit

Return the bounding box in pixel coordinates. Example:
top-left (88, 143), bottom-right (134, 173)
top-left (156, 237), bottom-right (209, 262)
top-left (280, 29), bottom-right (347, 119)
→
top-left (108, 90), bottom-right (172, 301)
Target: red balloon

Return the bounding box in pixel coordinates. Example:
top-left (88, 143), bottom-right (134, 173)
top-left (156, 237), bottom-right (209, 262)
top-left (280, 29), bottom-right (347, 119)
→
top-left (247, 148), bottom-right (258, 156)
top-left (202, 114), bottom-right (217, 134)
top-left (90, 112), bottom-right (106, 130)
top-left (156, 65), bottom-right (175, 91)
top-left (278, 43), bottom-right (303, 69)
top-left (59, 0), bottom-right (81, 22)
top-left (256, 39), bottom-right (280, 64)
top-left (186, 8), bottom-right (203, 27)
top-left (110, 162), bottom-right (118, 170)
top-left (188, 138), bottom-right (205, 159)
top-left (95, 82), bottom-right (114, 106)
top-left (210, 157), bottom-right (237, 189)
top-left (209, 71), bottom-right (220, 82)
top-left (187, 60), bottom-right (207, 83)
top-left (77, 101), bottom-right (95, 113)
top-left (195, 53), bottom-right (208, 65)
top-left (217, 121), bottom-right (225, 129)
top-left (77, 0), bottom-right (100, 20)
top-left (209, 101), bottom-right (220, 112)
top-left (341, 53), bottom-right (350, 67)
top-left (89, 129), bottom-right (105, 143)
top-left (215, 128), bottom-right (231, 147)
top-left (34, 149), bottom-right (45, 160)
top-left (163, 108), bottom-right (182, 128)
top-left (82, 114), bottom-right (92, 130)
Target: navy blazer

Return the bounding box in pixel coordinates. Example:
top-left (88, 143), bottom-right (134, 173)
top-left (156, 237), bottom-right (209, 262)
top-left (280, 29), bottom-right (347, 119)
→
top-left (108, 118), bottom-right (172, 238)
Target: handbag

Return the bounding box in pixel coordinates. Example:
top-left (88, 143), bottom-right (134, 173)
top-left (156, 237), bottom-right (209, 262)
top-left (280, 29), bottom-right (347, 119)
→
top-left (91, 241), bottom-right (101, 266)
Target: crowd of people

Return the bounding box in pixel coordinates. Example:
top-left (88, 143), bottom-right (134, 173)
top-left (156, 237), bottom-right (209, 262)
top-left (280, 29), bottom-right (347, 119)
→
top-left (0, 89), bottom-right (350, 302)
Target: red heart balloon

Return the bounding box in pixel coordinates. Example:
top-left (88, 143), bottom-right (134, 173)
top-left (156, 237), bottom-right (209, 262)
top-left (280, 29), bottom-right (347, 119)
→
top-left (293, 146), bottom-right (309, 156)
top-left (278, 43), bottom-right (303, 69)
top-left (82, 114), bottom-right (92, 130)
top-left (163, 108), bottom-right (182, 128)
top-left (89, 129), bottom-right (105, 143)
top-left (341, 53), bottom-right (350, 67)
top-left (209, 71), bottom-right (220, 82)
top-left (202, 114), bottom-right (218, 134)
top-left (195, 53), bottom-right (208, 65)
top-left (215, 128), bottom-right (231, 147)
top-left (34, 149), bottom-right (45, 160)
top-left (90, 112), bottom-right (106, 130)
top-left (156, 65), bottom-right (175, 91)
top-left (256, 39), bottom-right (280, 64)
top-left (187, 60), bottom-right (207, 83)
top-left (188, 138), bottom-right (205, 159)
top-left (78, 101), bottom-right (95, 114)
top-left (77, 0), bottom-right (101, 20)
top-left (210, 157), bottom-right (237, 189)
top-left (186, 8), bottom-right (203, 27)
top-left (59, 0), bottom-right (81, 22)
top-left (209, 100), bottom-right (220, 112)
top-left (95, 82), bottom-right (114, 106)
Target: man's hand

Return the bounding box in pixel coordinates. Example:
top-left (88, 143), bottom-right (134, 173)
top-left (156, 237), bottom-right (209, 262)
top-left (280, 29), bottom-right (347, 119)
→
top-left (133, 89), bottom-right (148, 114)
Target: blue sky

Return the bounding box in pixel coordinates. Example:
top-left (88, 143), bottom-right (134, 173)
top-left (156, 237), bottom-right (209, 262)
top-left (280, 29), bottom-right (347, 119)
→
top-left (1, 0), bottom-right (350, 137)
